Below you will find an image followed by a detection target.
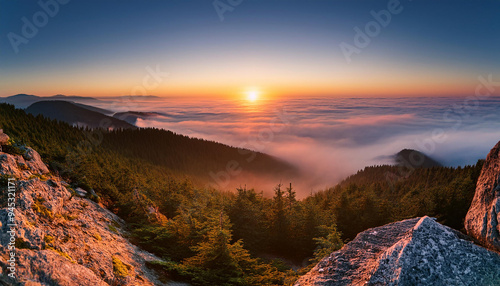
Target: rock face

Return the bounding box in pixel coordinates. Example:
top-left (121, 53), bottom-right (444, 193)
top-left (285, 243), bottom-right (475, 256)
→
top-left (465, 141), bottom-right (500, 252)
top-left (295, 217), bottom-right (500, 286)
top-left (0, 130), bottom-right (9, 145)
top-left (0, 140), bottom-right (165, 285)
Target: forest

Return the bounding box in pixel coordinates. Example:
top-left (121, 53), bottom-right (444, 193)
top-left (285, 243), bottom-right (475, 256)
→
top-left (0, 103), bottom-right (483, 285)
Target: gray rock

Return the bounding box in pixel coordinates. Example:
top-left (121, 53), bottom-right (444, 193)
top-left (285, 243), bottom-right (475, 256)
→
top-left (465, 141), bottom-right (500, 252)
top-left (75, 187), bottom-right (87, 197)
top-left (22, 147), bottom-right (50, 175)
top-left (295, 217), bottom-right (500, 286)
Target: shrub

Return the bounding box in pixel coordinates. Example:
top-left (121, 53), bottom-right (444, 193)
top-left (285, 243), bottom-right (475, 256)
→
top-left (56, 249), bottom-right (75, 263)
top-left (31, 197), bottom-right (53, 219)
top-left (62, 213), bottom-right (78, 221)
top-left (28, 174), bottom-right (48, 181)
top-left (108, 224), bottom-right (118, 233)
top-left (2, 139), bottom-right (24, 156)
top-left (15, 238), bottom-right (30, 249)
top-left (112, 256), bottom-right (131, 277)
top-left (0, 174), bottom-right (10, 186)
top-left (88, 193), bottom-right (101, 203)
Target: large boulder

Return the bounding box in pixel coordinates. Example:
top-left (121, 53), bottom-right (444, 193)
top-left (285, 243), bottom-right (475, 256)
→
top-left (465, 141), bottom-right (500, 252)
top-left (22, 147), bottom-right (50, 175)
top-left (295, 217), bottom-right (500, 286)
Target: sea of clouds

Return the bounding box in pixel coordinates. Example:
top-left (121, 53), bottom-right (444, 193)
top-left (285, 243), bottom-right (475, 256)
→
top-left (88, 96), bottom-right (500, 193)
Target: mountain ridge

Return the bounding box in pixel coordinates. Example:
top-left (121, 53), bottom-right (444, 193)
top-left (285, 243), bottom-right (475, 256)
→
top-left (26, 101), bottom-right (135, 130)
top-left (0, 94), bottom-right (100, 109)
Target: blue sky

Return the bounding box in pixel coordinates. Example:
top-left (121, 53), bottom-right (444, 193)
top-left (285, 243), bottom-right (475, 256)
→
top-left (1, 0), bottom-right (499, 97)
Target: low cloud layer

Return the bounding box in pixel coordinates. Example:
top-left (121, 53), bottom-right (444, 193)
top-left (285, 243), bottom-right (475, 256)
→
top-left (90, 96), bottom-right (500, 196)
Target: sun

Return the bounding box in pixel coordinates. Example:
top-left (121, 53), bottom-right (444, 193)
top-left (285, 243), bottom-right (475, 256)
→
top-left (246, 90), bottom-right (260, 102)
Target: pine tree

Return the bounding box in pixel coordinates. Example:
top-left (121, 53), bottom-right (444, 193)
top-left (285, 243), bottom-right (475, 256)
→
top-left (182, 211), bottom-right (282, 285)
top-left (285, 182), bottom-right (296, 211)
top-left (270, 183), bottom-right (289, 255)
top-left (311, 224), bottom-right (343, 264)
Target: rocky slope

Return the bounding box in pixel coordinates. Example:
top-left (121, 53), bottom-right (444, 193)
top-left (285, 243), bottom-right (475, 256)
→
top-left (0, 140), bottom-right (166, 285)
top-left (465, 141), bottom-right (500, 252)
top-left (0, 130), bottom-right (8, 145)
top-left (295, 216), bottom-right (500, 286)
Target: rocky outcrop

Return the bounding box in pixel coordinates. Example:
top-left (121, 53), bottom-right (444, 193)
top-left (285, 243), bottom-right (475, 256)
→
top-left (0, 141), bottom-right (166, 285)
top-left (21, 147), bottom-right (50, 175)
top-left (295, 217), bottom-right (500, 286)
top-left (0, 147), bottom-right (49, 178)
top-left (465, 141), bottom-right (500, 252)
top-left (0, 130), bottom-right (9, 145)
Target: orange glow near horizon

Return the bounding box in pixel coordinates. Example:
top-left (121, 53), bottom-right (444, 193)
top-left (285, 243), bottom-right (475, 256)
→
top-left (1, 83), bottom-right (484, 99)
top-left (1, 53), bottom-right (488, 99)
top-left (1, 73), bottom-right (486, 99)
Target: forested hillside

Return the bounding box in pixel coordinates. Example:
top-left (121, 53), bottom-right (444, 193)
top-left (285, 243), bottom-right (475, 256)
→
top-left (0, 103), bottom-right (484, 285)
top-left (102, 128), bottom-right (297, 185)
top-left (310, 163), bottom-right (483, 239)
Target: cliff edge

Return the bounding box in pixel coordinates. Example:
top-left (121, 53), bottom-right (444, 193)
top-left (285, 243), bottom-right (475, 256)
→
top-left (465, 141), bottom-right (500, 252)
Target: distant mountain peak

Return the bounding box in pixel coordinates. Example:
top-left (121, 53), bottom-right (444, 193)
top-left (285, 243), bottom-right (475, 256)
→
top-left (394, 148), bottom-right (442, 168)
top-left (50, 94), bottom-right (98, 100)
top-left (9, 93), bottom-right (38, 98)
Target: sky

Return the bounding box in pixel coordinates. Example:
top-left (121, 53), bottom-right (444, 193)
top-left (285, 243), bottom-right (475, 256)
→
top-left (2, 1), bottom-right (500, 194)
top-left (1, 0), bottom-right (500, 98)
